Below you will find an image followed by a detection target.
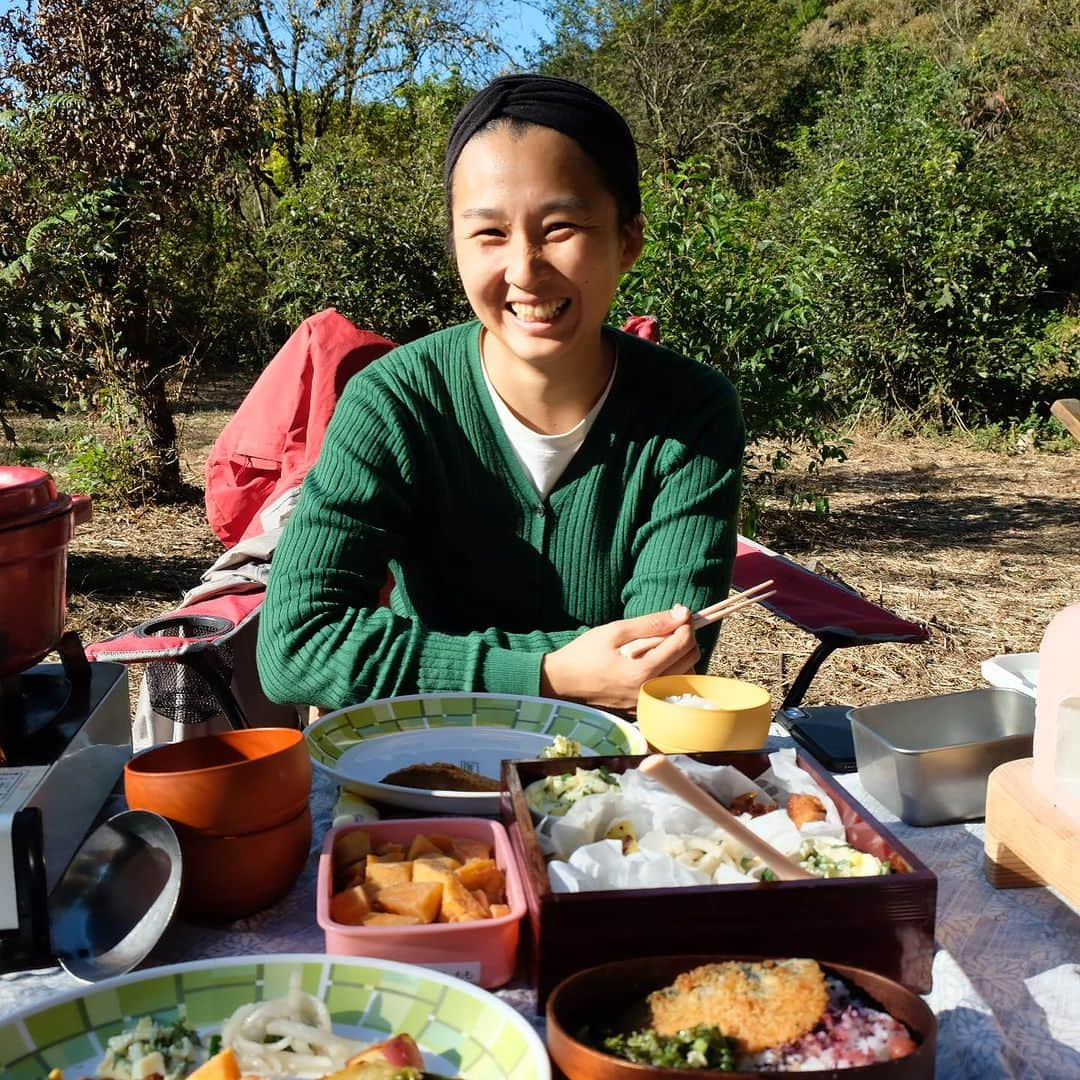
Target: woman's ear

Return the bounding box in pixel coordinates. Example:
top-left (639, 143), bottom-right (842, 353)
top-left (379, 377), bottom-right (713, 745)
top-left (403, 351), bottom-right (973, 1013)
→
top-left (620, 214), bottom-right (646, 271)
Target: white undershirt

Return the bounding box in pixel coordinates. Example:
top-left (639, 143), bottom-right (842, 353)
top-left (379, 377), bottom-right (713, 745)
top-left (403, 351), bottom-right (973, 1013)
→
top-left (481, 357), bottom-right (617, 499)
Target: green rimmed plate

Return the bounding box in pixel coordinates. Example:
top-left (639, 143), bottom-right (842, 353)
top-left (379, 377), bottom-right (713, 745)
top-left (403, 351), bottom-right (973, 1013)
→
top-left (1, 953), bottom-right (550, 1080)
top-left (306, 692), bottom-right (647, 814)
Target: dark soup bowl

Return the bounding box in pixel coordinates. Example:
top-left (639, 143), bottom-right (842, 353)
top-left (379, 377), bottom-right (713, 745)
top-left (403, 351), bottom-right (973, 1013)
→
top-left (546, 955), bottom-right (936, 1080)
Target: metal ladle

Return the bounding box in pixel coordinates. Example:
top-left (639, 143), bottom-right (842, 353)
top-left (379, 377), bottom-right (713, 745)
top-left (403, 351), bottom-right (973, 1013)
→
top-left (48, 809), bottom-right (182, 982)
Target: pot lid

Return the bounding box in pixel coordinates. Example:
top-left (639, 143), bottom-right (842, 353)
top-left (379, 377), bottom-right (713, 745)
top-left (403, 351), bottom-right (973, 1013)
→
top-left (0, 465), bottom-right (71, 529)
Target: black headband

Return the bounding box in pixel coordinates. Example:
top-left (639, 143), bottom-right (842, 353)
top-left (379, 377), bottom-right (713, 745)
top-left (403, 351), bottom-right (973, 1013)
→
top-left (444, 74), bottom-right (640, 221)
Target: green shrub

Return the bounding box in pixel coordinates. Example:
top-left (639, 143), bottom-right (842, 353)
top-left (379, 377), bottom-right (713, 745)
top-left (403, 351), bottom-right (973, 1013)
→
top-left (771, 44), bottom-right (1080, 424)
top-left (61, 433), bottom-right (159, 505)
top-left (614, 161), bottom-right (843, 509)
top-left (262, 141), bottom-right (468, 343)
top-left (965, 415), bottom-right (1076, 455)
top-left (260, 83), bottom-right (473, 343)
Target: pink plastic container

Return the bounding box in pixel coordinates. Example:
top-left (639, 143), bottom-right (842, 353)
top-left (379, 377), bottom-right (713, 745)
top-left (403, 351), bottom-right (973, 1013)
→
top-left (316, 817), bottom-right (526, 988)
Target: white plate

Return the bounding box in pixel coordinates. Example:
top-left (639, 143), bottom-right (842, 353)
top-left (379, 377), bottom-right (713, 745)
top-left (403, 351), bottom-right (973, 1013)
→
top-left (1, 953), bottom-right (549, 1080)
top-left (337, 726), bottom-right (595, 783)
top-left (306, 691), bottom-right (647, 815)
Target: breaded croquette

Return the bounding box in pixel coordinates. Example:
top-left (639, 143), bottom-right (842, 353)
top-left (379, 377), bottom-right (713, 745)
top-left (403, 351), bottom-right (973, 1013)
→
top-left (786, 792), bottom-right (827, 829)
top-left (647, 959), bottom-right (828, 1053)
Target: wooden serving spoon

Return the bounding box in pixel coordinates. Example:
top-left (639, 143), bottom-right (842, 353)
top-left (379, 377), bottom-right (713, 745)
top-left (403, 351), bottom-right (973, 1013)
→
top-left (638, 754), bottom-right (814, 881)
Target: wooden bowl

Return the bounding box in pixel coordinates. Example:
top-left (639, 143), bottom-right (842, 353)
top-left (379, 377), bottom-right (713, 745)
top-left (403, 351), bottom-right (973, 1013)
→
top-left (174, 803), bottom-right (312, 923)
top-left (124, 727), bottom-right (311, 836)
top-left (546, 955), bottom-right (936, 1079)
top-left (637, 676), bottom-right (771, 752)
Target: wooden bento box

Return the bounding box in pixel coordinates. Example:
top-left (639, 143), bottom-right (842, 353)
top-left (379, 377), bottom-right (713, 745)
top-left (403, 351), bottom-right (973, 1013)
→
top-left (500, 749), bottom-right (937, 1006)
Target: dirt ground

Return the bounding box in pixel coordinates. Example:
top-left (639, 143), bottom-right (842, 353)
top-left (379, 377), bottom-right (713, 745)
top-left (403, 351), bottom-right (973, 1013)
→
top-left (37, 373), bottom-right (1080, 711)
top-left (717, 434), bottom-right (1079, 707)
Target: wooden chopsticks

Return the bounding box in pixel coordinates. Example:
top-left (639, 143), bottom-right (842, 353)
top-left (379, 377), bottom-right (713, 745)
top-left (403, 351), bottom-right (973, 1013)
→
top-left (619, 579), bottom-right (776, 660)
top-left (689, 579), bottom-right (776, 631)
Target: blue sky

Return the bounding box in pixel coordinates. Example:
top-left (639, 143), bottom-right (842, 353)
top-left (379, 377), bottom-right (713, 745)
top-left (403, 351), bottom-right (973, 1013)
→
top-left (498, 1), bottom-right (552, 65)
top-left (0, 1), bottom-right (554, 63)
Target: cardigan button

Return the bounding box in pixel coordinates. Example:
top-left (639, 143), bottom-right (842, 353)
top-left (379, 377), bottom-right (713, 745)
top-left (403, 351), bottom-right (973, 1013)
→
top-left (534, 504), bottom-right (546, 517)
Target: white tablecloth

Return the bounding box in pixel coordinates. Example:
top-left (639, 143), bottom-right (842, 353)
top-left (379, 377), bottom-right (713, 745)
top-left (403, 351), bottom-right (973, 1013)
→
top-left (2, 741), bottom-right (1078, 1079)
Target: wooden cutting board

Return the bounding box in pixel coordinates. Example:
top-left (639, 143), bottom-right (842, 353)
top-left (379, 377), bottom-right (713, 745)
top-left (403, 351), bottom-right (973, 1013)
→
top-left (1051, 398), bottom-right (1080, 444)
top-left (984, 757), bottom-right (1080, 907)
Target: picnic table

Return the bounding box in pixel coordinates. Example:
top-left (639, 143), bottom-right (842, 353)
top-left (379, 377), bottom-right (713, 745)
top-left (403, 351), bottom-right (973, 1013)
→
top-left (2, 734), bottom-right (1077, 1080)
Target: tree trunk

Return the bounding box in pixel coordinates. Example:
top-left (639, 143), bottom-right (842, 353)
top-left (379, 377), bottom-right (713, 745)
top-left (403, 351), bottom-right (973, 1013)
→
top-left (114, 294), bottom-right (190, 502)
top-left (129, 363), bottom-right (186, 499)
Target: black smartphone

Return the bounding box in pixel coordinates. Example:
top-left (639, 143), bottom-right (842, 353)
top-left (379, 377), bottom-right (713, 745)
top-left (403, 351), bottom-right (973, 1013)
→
top-left (776, 705), bottom-right (858, 773)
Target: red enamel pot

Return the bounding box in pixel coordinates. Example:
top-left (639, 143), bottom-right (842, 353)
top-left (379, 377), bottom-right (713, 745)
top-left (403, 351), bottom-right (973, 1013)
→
top-left (0, 466), bottom-right (91, 677)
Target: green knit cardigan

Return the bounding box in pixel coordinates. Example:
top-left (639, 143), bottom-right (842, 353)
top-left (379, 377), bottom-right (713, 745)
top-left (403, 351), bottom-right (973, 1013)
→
top-left (257, 321), bottom-right (744, 709)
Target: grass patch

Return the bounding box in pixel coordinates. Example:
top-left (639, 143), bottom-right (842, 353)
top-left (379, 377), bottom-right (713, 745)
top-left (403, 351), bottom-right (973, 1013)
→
top-left (0, 413), bottom-right (86, 469)
top-left (964, 416), bottom-right (1076, 455)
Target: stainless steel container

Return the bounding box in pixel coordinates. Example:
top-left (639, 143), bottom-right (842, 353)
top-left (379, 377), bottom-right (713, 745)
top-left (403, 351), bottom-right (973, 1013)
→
top-left (849, 688), bottom-right (1035, 826)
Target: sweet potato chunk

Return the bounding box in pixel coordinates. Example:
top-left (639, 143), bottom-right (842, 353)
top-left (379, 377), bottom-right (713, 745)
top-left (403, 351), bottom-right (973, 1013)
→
top-left (450, 837), bottom-right (491, 863)
top-left (335, 829), bottom-right (372, 864)
top-left (341, 861), bottom-right (368, 888)
top-left (366, 859), bottom-right (413, 889)
top-left (409, 865), bottom-right (455, 893)
top-left (373, 842), bottom-right (407, 860)
top-left (456, 858), bottom-right (506, 904)
top-left (425, 834), bottom-right (458, 854)
top-left (406, 833), bottom-right (443, 859)
top-left (362, 912), bottom-right (423, 926)
top-left (489, 903), bottom-right (512, 918)
top-left (330, 885), bottom-right (373, 926)
top-left (470, 888), bottom-right (492, 916)
top-left (411, 854), bottom-right (462, 882)
top-left (334, 853), bottom-right (370, 890)
top-left (439, 872), bottom-right (489, 922)
top-left (375, 881), bottom-right (443, 923)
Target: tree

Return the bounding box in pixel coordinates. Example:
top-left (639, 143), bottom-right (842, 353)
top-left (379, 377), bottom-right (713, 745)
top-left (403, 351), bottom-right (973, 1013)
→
top-left (539, 0), bottom-right (812, 185)
top-left (239, 0), bottom-right (500, 190)
top-left (260, 76), bottom-right (472, 342)
top-left (0, 0), bottom-right (263, 497)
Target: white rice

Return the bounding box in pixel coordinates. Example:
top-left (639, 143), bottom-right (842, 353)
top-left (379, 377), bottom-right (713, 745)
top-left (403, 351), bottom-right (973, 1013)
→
top-left (664, 693), bottom-right (723, 709)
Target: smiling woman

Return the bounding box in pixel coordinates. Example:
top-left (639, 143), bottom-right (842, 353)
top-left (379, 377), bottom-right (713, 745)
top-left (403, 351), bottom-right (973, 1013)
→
top-left (450, 124), bottom-right (643, 428)
top-left (256, 75), bottom-right (745, 716)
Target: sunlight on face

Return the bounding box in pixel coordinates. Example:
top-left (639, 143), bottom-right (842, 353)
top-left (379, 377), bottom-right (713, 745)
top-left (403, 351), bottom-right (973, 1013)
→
top-left (450, 123), bottom-right (643, 376)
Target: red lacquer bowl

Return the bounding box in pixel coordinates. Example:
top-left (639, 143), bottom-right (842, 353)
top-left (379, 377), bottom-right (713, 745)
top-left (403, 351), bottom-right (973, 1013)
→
top-left (547, 955), bottom-right (936, 1080)
top-left (124, 727), bottom-right (310, 836)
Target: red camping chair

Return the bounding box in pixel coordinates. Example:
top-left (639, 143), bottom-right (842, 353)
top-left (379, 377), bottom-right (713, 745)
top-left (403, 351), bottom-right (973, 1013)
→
top-left (732, 535), bottom-right (927, 711)
top-left (87, 310), bottom-right (927, 736)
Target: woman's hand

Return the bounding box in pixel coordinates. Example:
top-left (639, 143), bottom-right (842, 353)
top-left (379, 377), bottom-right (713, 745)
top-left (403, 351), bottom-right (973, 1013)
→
top-left (539, 605), bottom-right (700, 711)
